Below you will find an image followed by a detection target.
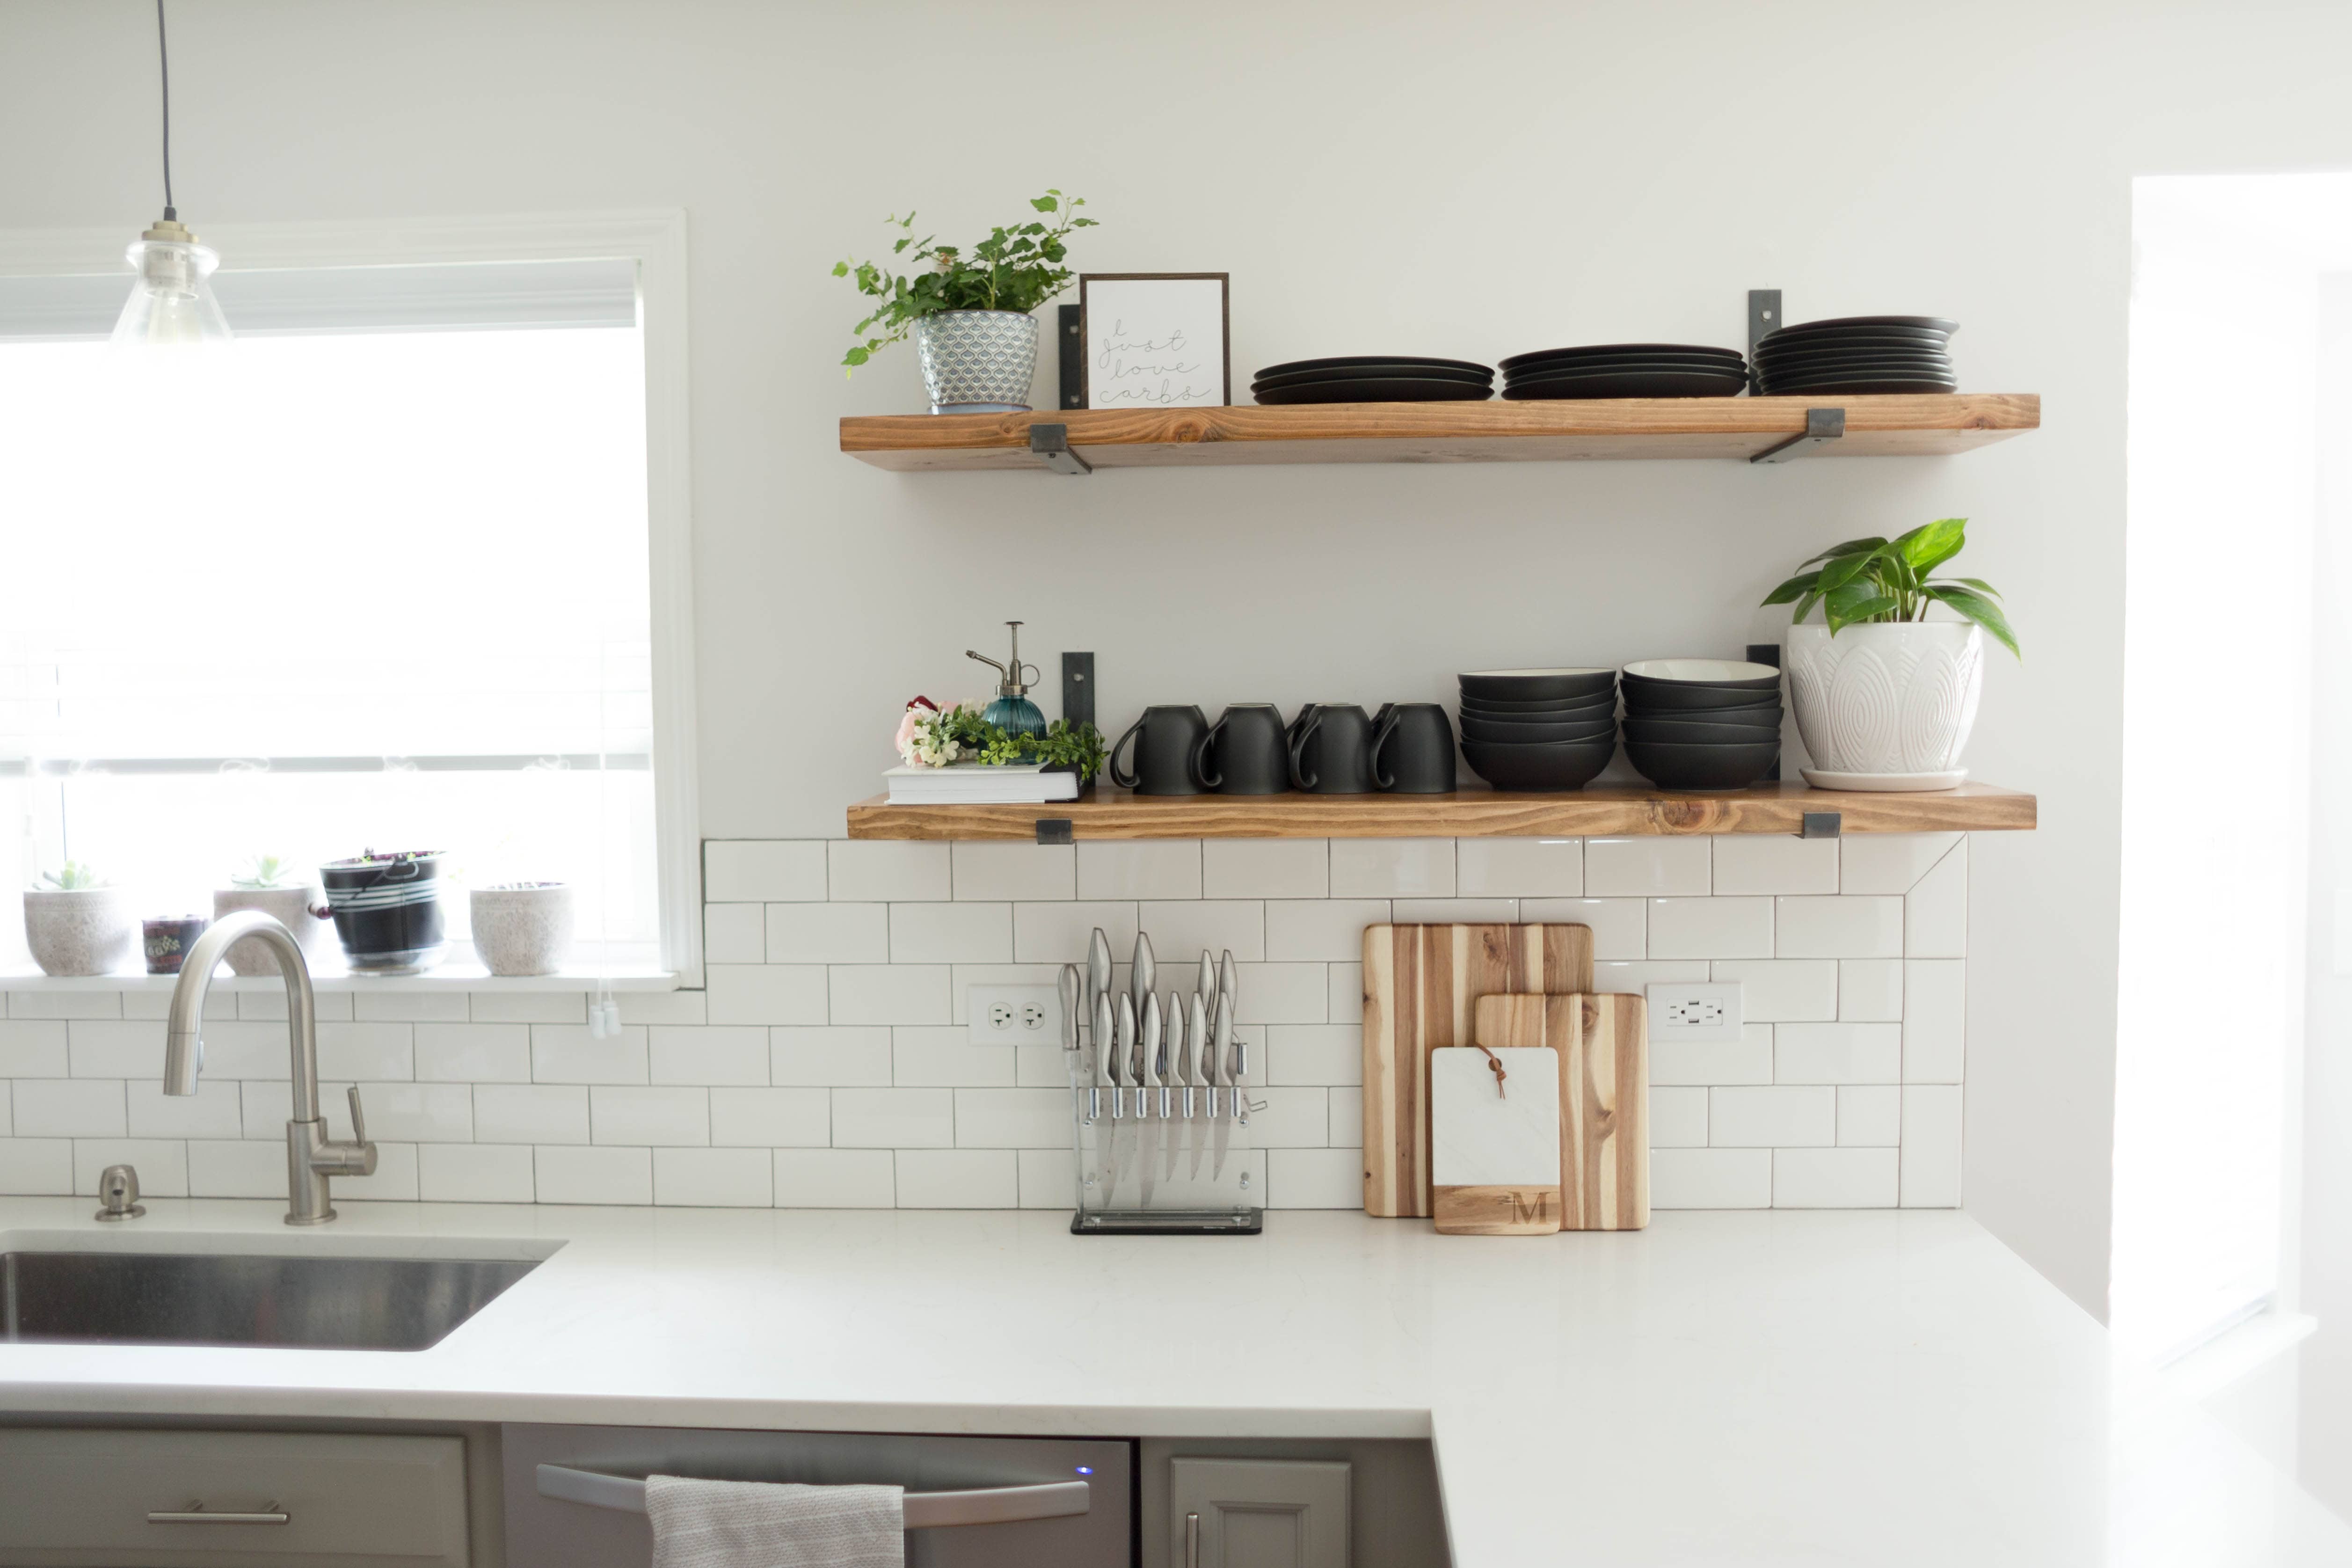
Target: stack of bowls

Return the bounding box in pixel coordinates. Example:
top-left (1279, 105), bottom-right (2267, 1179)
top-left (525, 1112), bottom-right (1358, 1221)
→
top-left (1620, 660), bottom-right (1783, 790)
top-left (1456, 669), bottom-right (1618, 790)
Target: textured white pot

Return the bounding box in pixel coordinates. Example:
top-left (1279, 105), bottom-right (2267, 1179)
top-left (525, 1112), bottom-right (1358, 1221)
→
top-left (212, 886), bottom-right (338, 975)
top-left (23, 888), bottom-right (138, 977)
top-left (1785, 621), bottom-right (1984, 782)
top-left (914, 310), bottom-right (1038, 413)
top-left (471, 883), bottom-right (575, 977)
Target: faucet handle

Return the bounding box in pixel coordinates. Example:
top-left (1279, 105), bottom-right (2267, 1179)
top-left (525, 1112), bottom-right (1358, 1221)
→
top-left (346, 1085), bottom-right (370, 1146)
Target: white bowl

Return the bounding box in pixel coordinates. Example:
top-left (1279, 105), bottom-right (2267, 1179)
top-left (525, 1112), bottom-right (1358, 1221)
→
top-left (1622, 658), bottom-right (1782, 684)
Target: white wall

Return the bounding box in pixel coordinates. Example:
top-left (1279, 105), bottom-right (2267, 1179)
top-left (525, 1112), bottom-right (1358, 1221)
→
top-left (6, 0), bottom-right (2352, 1311)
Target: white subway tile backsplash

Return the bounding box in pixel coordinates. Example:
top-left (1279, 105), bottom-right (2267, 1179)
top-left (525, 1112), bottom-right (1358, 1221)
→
top-left (771, 1026), bottom-right (893, 1087)
top-left (474, 1084), bottom-right (590, 1145)
top-left (188, 1138), bottom-right (282, 1198)
top-left (1649, 898), bottom-right (1771, 960)
top-left (196, 1021), bottom-right (313, 1079)
top-left (247, 990), bottom-right (353, 1022)
top-left (1520, 898), bottom-right (1645, 960)
top-left (1077, 841), bottom-right (1202, 900)
top-left (1018, 1147), bottom-right (1077, 1209)
top-left (1586, 837), bottom-right (1709, 897)
top-left (1234, 965), bottom-right (1329, 1024)
top-left (1711, 836), bottom-right (1837, 896)
top-left (952, 1088), bottom-right (1070, 1147)
top-left (1327, 1086), bottom-right (1364, 1148)
top-left (1456, 838), bottom-right (1583, 897)
top-left (1595, 960), bottom-right (1710, 991)
top-left (1267, 901), bottom-right (1390, 962)
top-left (1776, 1024), bottom-right (1902, 1085)
top-left (354, 991), bottom-right (468, 1022)
top-left (317, 1022), bottom-right (414, 1081)
top-left (1840, 832), bottom-right (1962, 896)
top-left (1650, 1025), bottom-right (1774, 1087)
top-left (1266, 1025), bottom-right (1361, 1086)
top-left (73, 1138), bottom-right (188, 1197)
top-left (895, 1148), bottom-right (1018, 1207)
top-left (1651, 1148), bottom-right (1770, 1208)
top-left (416, 1023), bottom-right (532, 1083)
top-left (619, 990), bottom-right (706, 1026)
top-left (419, 1144), bottom-right (536, 1203)
top-left (655, 1147), bottom-right (773, 1207)
top-left (535, 1145), bottom-right (652, 1205)
top-left (1775, 897), bottom-right (1904, 959)
top-left (1015, 1043), bottom-right (1066, 1088)
top-left (1711, 959), bottom-right (1838, 1022)
top-left (1203, 839), bottom-right (1328, 899)
top-left (1249, 1087), bottom-right (1331, 1148)
top-left (1136, 901), bottom-right (1266, 962)
top-left (336, 1143), bottom-right (419, 1201)
top-left (531, 1024), bottom-right (648, 1084)
top-left (1838, 960), bottom-right (1903, 1023)
top-left (894, 1027), bottom-right (1013, 1087)
top-left (1837, 1086), bottom-right (1901, 1147)
top-left (774, 1148), bottom-right (895, 1207)
top-left (125, 1080), bottom-right (241, 1139)
top-left (706, 839), bottom-right (827, 902)
top-left (767, 902), bottom-right (889, 963)
top-left (469, 992), bottom-right (586, 1025)
top-left (67, 1020), bottom-right (162, 1078)
top-left (651, 1025), bottom-right (769, 1087)
top-left (1391, 898), bottom-right (1518, 925)
top-left (710, 1087), bottom-right (829, 1147)
top-left (1329, 839), bottom-right (1455, 898)
top-left (830, 965), bottom-right (950, 1025)
top-left (951, 842), bottom-right (1075, 902)
top-left (1013, 902), bottom-right (1138, 964)
top-left (707, 964), bottom-right (829, 1025)
top-left (888, 902), bottom-right (1012, 963)
top-left (590, 1086), bottom-right (709, 1145)
top-left (1903, 961), bottom-right (1966, 1083)
top-left (1268, 1148), bottom-right (1363, 1209)
top-left (829, 840), bottom-right (951, 902)
top-left (0, 1138), bottom-right (71, 1194)
top-left (10, 991), bottom-right (121, 1020)
top-left (1650, 1086), bottom-right (1709, 1147)
top-left (1710, 1086), bottom-right (1835, 1147)
top-left (1328, 963), bottom-right (1365, 1023)
top-left (0, 1021), bottom-right (68, 1078)
top-left (702, 903), bottom-right (765, 964)
top-left (16, 1079), bottom-right (125, 1138)
top-left (1901, 1085), bottom-right (1963, 1207)
top-left (240, 1080), bottom-right (294, 1136)
top-left (1905, 839), bottom-right (1967, 956)
top-left (833, 1087), bottom-right (952, 1148)
top-left (1774, 1147), bottom-right (1898, 1208)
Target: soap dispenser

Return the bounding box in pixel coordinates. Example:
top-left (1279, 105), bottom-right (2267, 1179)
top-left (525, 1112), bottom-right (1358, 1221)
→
top-left (967, 621), bottom-right (1046, 738)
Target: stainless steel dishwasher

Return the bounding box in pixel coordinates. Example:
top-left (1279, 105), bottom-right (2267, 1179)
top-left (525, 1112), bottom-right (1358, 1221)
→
top-left (502, 1423), bottom-right (1133, 1568)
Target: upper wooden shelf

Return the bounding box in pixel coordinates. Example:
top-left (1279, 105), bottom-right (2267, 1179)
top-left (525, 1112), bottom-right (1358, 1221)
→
top-left (838, 394), bottom-right (2039, 471)
top-left (846, 781), bottom-right (2036, 841)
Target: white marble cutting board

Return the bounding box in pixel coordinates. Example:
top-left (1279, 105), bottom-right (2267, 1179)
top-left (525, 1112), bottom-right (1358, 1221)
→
top-left (1431, 1047), bottom-right (1561, 1186)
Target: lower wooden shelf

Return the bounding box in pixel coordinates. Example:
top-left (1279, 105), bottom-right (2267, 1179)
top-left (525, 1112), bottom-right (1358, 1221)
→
top-left (845, 781), bottom-right (2036, 840)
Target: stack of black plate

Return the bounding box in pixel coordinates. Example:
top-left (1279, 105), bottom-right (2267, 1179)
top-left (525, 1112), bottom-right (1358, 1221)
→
top-left (1752, 316), bottom-right (1959, 395)
top-left (1456, 669), bottom-right (1618, 791)
top-left (1498, 343), bottom-right (1748, 400)
top-left (1620, 660), bottom-right (1782, 790)
top-left (1251, 357), bottom-right (1493, 404)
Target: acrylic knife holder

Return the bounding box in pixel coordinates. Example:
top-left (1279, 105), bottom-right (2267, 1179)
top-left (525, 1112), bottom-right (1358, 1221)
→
top-left (1069, 1057), bottom-right (1262, 1234)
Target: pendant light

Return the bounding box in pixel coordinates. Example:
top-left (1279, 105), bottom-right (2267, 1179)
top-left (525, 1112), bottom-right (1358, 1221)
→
top-left (112, 0), bottom-right (230, 348)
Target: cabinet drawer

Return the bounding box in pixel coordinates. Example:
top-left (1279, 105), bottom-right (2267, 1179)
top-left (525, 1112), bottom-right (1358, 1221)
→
top-left (0, 1429), bottom-right (469, 1568)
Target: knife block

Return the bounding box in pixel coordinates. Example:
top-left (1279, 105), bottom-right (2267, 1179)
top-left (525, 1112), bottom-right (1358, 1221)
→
top-left (1067, 1034), bottom-right (1262, 1237)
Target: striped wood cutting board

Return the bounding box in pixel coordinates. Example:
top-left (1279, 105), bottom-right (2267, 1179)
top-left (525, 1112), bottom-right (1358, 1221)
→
top-left (1360, 923), bottom-right (1594, 1217)
top-left (1473, 992), bottom-right (1649, 1231)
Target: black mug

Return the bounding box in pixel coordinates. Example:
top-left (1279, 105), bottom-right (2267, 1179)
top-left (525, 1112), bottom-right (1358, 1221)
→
top-left (1198, 704), bottom-right (1291, 795)
top-left (1288, 704), bottom-right (1378, 795)
top-left (1109, 705), bottom-right (1212, 795)
top-left (1373, 703), bottom-right (1457, 794)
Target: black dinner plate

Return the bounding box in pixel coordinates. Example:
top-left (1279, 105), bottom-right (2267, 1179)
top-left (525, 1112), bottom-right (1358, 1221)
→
top-left (1499, 342), bottom-right (1746, 372)
top-left (1255, 378), bottom-right (1495, 404)
top-left (1504, 353), bottom-right (1749, 380)
top-left (1762, 314), bottom-right (1958, 338)
top-left (1503, 367), bottom-right (1749, 399)
top-left (1255, 354), bottom-right (1492, 379)
top-left (1759, 375), bottom-right (1961, 394)
top-left (1253, 362), bottom-right (1492, 392)
top-left (1754, 352), bottom-right (1955, 379)
top-left (1756, 342), bottom-right (1954, 366)
top-left (1757, 328), bottom-right (1953, 357)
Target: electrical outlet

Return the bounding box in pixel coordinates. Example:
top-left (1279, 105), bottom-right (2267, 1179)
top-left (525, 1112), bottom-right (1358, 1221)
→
top-left (968, 984), bottom-right (1064, 1046)
top-left (1646, 982), bottom-right (1742, 1042)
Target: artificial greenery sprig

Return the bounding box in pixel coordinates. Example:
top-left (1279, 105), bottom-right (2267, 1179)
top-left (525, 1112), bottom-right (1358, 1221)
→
top-left (232, 854), bottom-right (301, 890)
top-left (833, 190), bottom-right (1096, 370)
top-left (1761, 517), bottom-right (2019, 657)
top-left (37, 862), bottom-right (105, 891)
top-left (899, 701), bottom-right (1108, 782)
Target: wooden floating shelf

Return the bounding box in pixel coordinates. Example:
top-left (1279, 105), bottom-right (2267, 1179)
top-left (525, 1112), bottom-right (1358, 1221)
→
top-left (846, 781), bottom-right (2036, 841)
top-left (839, 394), bottom-right (2039, 472)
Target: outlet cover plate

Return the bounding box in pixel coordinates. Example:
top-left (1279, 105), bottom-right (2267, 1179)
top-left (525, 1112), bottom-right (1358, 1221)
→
top-left (968, 984), bottom-right (1064, 1046)
top-left (1646, 982), bottom-right (1743, 1042)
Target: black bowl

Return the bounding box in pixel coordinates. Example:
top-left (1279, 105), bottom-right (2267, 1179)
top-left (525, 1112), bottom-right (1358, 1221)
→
top-left (1622, 716), bottom-right (1785, 745)
top-left (1620, 670), bottom-right (1779, 696)
top-left (1621, 699), bottom-right (1781, 729)
top-left (1621, 658), bottom-right (1779, 686)
top-left (1459, 736), bottom-right (1617, 791)
top-left (1457, 668), bottom-right (1617, 702)
top-left (1624, 738), bottom-right (1782, 791)
top-left (1460, 713), bottom-right (1617, 745)
top-left (1620, 681), bottom-right (1786, 714)
top-left (1458, 692), bottom-right (1617, 720)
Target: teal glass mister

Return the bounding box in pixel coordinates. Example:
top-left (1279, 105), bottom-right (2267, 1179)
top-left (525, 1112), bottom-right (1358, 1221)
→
top-left (968, 620), bottom-right (1046, 738)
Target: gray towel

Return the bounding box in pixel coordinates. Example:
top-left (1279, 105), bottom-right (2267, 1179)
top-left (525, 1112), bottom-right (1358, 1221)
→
top-left (646, 1475), bottom-right (904, 1568)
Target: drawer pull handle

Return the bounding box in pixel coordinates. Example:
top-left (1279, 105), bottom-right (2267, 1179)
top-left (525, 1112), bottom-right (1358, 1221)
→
top-left (537, 1464), bottom-right (1089, 1530)
top-left (149, 1502), bottom-right (291, 1525)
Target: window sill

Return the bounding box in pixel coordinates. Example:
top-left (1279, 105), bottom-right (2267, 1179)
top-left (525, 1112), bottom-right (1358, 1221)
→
top-left (0, 963), bottom-right (681, 994)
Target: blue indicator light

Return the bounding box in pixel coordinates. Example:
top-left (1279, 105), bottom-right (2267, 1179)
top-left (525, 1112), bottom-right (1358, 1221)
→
top-left (1074, 1465), bottom-right (1093, 1476)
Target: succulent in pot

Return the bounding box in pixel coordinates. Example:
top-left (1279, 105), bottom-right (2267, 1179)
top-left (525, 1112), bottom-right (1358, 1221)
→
top-left (321, 848), bottom-right (447, 974)
top-left (1761, 517), bottom-right (2019, 792)
top-left (470, 882), bottom-right (575, 977)
top-left (833, 190), bottom-right (1095, 413)
top-left (22, 862), bottom-right (138, 977)
top-left (213, 853), bottom-right (336, 977)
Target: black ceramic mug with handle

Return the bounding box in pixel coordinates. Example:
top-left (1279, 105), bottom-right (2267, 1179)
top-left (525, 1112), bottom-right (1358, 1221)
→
top-left (1197, 703), bottom-right (1291, 795)
top-left (1109, 705), bottom-right (1212, 795)
top-left (1372, 702), bottom-right (1458, 794)
top-left (1288, 703), bottom-right (1378, 795)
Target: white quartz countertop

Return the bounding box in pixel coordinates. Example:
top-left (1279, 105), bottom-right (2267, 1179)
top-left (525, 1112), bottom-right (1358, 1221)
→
top-left (0, 1198), bottom-right (2344, 1566)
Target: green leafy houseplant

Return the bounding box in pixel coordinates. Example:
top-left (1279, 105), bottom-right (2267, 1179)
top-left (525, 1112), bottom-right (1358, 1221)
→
top-left (1760, 517), bottom-right (2019, 656)
top-left (39, 861), bottom-right (106, 890)
top-left (832, 190), bottom-right (1095, 370)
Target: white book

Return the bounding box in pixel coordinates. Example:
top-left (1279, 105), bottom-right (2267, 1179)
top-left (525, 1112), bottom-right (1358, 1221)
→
top-left (885, 764), bottom-right (1080, 804)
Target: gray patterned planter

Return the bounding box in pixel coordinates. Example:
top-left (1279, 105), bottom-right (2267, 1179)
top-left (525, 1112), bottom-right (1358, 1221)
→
top-left (915, 310), bottom-right (1037, 413)
top-left (23, 888), bottom-right (138, 977)
top-left (471, 882), bottom-right (574, 977)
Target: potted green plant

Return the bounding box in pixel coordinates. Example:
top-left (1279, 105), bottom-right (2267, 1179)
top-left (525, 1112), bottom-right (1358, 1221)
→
top-left (320, 848), bottom-right (448, 974)
top-left (23, 862), bottom-right (137, 977)
top-left (833, 190), bottom-right (1095, 413)
top-left (213, 854), bottom-right (335, 976)
top-left (1761, 518), bottom-right (2019, 791)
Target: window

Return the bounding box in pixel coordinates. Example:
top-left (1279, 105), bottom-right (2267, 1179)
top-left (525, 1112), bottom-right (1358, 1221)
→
top-left (0, 219), bottom-right (697, 980)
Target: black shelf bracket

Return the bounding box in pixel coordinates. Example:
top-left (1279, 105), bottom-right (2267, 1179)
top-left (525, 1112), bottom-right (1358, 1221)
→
top-left (1061, 651), bottom-right (1095, 728)
top-left (1748, 288), bottom-right (1780, 395)
top-left (1035, 817), bottom-right (1075, 846)
top-left (1801, 811), bottom-right (1842, 840)
top-left (1752, 407), bottom-right (1845, 464)
top-left (1057, 303), bottom-right (1084, 409)
top-left (1030, 423), bottom-right (1092, 476)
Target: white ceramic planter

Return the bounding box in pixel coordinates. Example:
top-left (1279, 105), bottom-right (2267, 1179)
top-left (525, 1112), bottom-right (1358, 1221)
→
top-left (914, 310), bottom-right (1038, 413)
top-left (1785, 621), bottom-right (1984, 790)
top-left (23, 888), bottom-right (138, 977)
top-left (471, 883), bottom-right (575, 977)
top-left (212, 886), bottom-right (338, 976)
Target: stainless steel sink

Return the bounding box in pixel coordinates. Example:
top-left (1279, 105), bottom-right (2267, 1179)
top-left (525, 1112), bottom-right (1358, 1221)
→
top-left (0, 1250), bottom-right (540, 1351)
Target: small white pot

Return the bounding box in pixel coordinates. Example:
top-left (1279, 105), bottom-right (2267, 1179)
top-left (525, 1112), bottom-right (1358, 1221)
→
top-left (212, 886), bottom-right (338, 976)
top-left (23, 888), bottom-right (138, 977)
top-left (1785, 621), bottom-right (1985, 786)
top-left (471, 883), bottom-right (575, 977)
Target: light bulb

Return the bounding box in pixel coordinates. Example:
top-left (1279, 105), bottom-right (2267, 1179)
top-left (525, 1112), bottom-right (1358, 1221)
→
top-left (112, 219), bottom-right (232, 349)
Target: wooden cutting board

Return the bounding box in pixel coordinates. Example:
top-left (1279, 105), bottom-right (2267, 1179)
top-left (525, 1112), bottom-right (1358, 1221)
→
top-left (1430, 1046), bottom-right (1562, 1235)
top-left (1473, 993), bottom-right (1649, 1231)
top-left (1361, 923), bottom-right (1594, 1217)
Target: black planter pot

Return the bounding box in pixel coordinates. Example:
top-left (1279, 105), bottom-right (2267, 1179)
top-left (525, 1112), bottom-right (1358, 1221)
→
top-left (321, 851), bottom-right (447, 973)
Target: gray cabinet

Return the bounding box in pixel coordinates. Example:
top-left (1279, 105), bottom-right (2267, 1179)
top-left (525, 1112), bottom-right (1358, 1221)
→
top-left (1169, 1458), bottom-right (1350, 1568)
top-left (0, 1429), bottom-right (470, 1568)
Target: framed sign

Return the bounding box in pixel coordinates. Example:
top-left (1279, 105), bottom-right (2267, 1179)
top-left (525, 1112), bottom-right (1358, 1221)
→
top-left (1078, 273), bottom-right (1231, 408)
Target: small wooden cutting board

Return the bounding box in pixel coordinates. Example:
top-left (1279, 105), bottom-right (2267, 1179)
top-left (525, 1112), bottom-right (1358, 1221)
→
top-left (1473, 993), bottom-right (1649, 1231)
top-left (1431, 1046), bottom-right (1562, 1235)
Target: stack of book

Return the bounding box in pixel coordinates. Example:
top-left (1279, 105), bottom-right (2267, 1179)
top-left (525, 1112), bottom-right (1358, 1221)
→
top-left (884, 763), bottom-right (1079, 805)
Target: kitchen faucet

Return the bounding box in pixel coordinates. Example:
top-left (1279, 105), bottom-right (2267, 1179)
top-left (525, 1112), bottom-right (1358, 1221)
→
top-left (164, 910), bottom-right (377, 1225)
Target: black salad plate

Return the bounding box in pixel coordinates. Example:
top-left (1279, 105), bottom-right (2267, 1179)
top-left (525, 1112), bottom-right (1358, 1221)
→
top-left (1753, 351), bottom-right (1955, 377)
top-left (1761, 314), bottom-right (1958, 338)
top-left (1256, 378), bottom-right (1495, 404)
top-left (1255, 354), bottom-right (1492, 379)
top-left (1499, 343), bottom-right (1746, 372)
top-left (1503, 368), bottom-right (1749, 399)
top-left (1758, 376), bottom-right (1961, 394)
top-left (1253, 362), bottom-right (1492, 391)
top-left (1504, 353), bottom-right (1748, 378)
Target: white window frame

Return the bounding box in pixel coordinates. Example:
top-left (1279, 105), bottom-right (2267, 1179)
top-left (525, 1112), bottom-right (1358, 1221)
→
top-left (0, 211), bottom-right (703, 986)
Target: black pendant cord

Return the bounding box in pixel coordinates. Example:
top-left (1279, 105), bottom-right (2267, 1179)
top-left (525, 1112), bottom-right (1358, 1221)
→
top-left (155, 0), bottom-right (175, 221)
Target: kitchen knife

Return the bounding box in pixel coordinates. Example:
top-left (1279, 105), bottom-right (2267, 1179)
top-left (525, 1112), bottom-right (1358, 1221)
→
top-left (1220, 948), bottom-right (1247, 1088)
top-left (1087, 928), bottom-right (1114, 1025)
top-left (1196, 948), bottom-right (1215, 1010)
top-left (1088, 988), bottom-right (1113, 1124)
top-left (1184, 988), bottom-right (1209, 1179)
top-left (1162, 992), bottom-right (1186, 1181)
top-left (1131, 932), bottom-right (1157, 1025)
top-left (1108, 993), bottom-right (1136, 1194)
top-left (1208, 985), bottom-right (1234, 1181)
top-left (1138, 990), bottom-right (1163, 1207)
top-left (1060, 964), bottom-right (1086, 1125)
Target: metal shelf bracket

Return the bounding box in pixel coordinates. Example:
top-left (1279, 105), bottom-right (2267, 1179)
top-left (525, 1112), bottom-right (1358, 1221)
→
top-left (1030, 423), bottom-right (1092, 475)
top-left (1752, 407), bottom-right (1845, 464)
top-left (1036, 817), bottom-right (1075, 846)
top-left (1801, 811), bottom-right (1842, 840)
